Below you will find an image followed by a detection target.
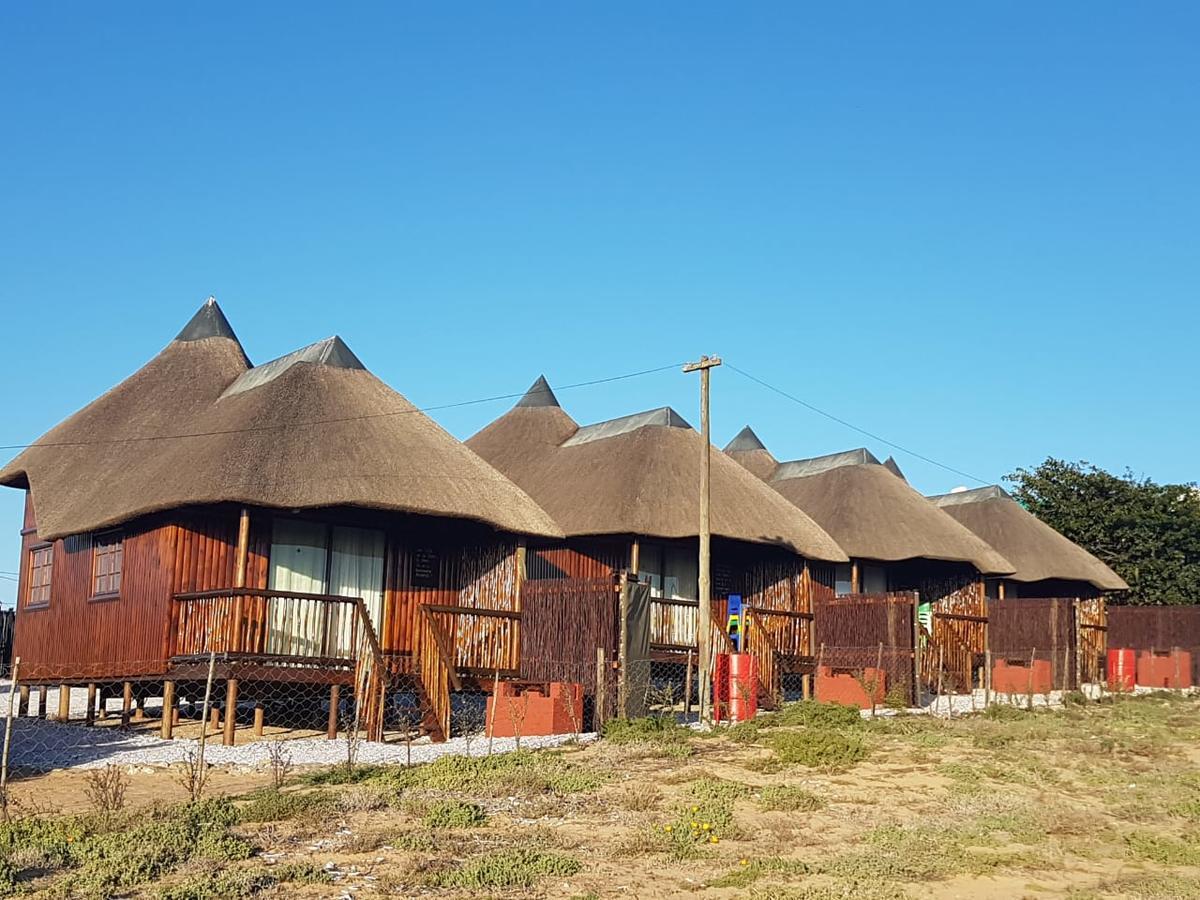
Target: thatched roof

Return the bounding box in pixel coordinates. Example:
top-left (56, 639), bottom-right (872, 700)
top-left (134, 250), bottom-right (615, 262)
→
top-left (725, 436), bottom-right (1013, 574)
top-left (930, 486), bottom-right (1128, 591)
top-left (1, 300), bottom-right (561, 540)
top-left (467, 379), bottom-right (847, 561)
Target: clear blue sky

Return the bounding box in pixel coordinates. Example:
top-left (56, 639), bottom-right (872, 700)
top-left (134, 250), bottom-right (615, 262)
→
top-left (2, 4), bottom-right (1197, 605)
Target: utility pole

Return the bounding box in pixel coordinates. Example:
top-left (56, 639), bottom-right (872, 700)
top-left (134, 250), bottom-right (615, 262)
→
top-left (683, 355), bottom-right (722, 722)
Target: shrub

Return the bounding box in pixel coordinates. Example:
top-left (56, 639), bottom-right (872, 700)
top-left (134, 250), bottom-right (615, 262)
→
top-left (602, 716), bottom-right (692, 750)
top-left (236, 788), bottom-right (331, 823)
top-left (424, 800), bottom-right (487, 829)
top-left (770, 730), bottom-right (868, 770)
top-left (156, 862), bottom-right (328, 900)
top-left (429, 848), bottom-right (581, 888)
top-left (758, 785), bottom-right (824, 812)
top-left (764, 701), bottom-right (863, 730)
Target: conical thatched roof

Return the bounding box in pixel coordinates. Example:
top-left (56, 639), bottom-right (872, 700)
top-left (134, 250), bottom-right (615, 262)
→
top-left (467, 380), bottom-right (847, 561)
top-left (726, 438), bottom-right (1013, 574)
top-left (1, 300), bottom-right (561, 540)
top-left (722, 427), bottom-right (779, 481)
top-left (930, 486), bottom-right (1128, 591)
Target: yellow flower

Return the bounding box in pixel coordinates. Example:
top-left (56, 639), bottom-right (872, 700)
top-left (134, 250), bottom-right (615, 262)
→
top-left (690, 821), bottom-right (699, 829)
top-left (740, 858), bottom-right (749, 866)
top-left (664, 825), bottom-right (673, 832)
top-left (702, 823), bottom-right (712, 831)
top-left (710, 836), bottom-right (719, 844)
top-left (691, 805), bottom-right (699, 813)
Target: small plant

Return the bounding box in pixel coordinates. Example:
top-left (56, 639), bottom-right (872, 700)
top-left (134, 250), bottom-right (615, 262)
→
top-left (395, 703), bottom-right (423, 767)
top-left (560, 685), bottom-right (584, 740)
top-left (176, 749), bottom-right (210, 804)
top-left (428, 847), bottom-right (581, 889)
top-left (770, 729), bottom-right (868, 771)
top-left (457, 700), bottom-right (486, 756)
top-left (762, 700), bottom-right (863, 730)
top-left (506, 693), bottom-right (530, 751)
top-left (423, 799), bottom-right (487, 829)
top-left (758, 784), bottom-right (824, 812)
top-left (265, 740), bottom-right (293, 790)
top-left (83, 765), bottom-right (129, 827)
top-left (340, 709), bottom-right (363, 776)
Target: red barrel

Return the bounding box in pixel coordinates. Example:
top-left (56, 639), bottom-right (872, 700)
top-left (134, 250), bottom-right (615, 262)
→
top-left (1107, 648), bottom-right (1136, 692)
top-left (726, 653), bottom-right (759, 722)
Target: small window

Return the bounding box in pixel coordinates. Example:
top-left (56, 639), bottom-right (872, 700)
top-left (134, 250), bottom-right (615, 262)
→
top-left (92, 532), bottom-right (123, 597)
top-left (26, 544), bottom-right (53, 607)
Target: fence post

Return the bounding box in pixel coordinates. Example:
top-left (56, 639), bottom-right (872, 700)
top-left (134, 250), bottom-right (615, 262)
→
top-left (1, 657), bottom-right (20, 796)
top-left (197, 650), bottom-right (217, 778)
top-left (617, 572), bottom-right (629, 718)
top-left (161, 681), bottom-right (176, 739)
top-left (684, 649), bottom-right (694, 722)
top-left (984, 648), bottom-right (992, 709)
top-left (594, 648), bottom-right (607, 732)
top-left (911, 591), bottom-right (922, 708)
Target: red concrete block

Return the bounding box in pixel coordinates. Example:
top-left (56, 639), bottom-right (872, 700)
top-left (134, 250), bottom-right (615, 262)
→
top-left (1136, 650), bottom-right (1193, 689)
top-left (1107, 648), bottom-right (1137, 692)
top-left (992, 659), bottom-right (1053, 694)
top-left (486, 681), bottom-right (584, 738)
top-left (714, 653), bottom-right (759, 723)
top-left (815, 666), bottom-right (886, 709)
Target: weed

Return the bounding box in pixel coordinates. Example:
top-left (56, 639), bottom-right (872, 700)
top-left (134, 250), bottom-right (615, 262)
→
top-left (1124, 830), bottom-right (1200, 866)
top-left (423, 800), bottom-right (487, 829)
top-left (156, 862), bottom-right (328, 900)
top-left (264, 741), bottom-right (293, 790)
top-left (770, 729), bottom-right (868, 770)
top-left (602, 716), bottom-right (693, 756)
top-left (689, 775), bottom-right (750, 804)
top-left (82, 765), bottom-right (129, 828)
top-left (235, 788), bottom-right (331, 824)
top-left (428, 847), bottom-right (581, 888)
top-left (762, 700), bottom-right (863, 730)
top-left (758, 785), bottom-right (824, 812)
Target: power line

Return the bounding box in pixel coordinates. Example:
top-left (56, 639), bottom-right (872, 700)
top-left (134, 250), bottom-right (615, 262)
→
top-left (726, 362), bottom-right (990, 486)
top-left (0, 361), bottom-right (687, 452)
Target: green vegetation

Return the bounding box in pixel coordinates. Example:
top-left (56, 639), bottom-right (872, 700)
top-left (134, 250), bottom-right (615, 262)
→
top-left (428, 847), bottom-right (581, 889)
top-left (423, 799), bottom-right (487, 829)
top-left (770, 728), bottom-right (868, 770)
top-left (156, 863), bottom-right (328, 900)
top-left (758, 784), bottom-right (824, 812)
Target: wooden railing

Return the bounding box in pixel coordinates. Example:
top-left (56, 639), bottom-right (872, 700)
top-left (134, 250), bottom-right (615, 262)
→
top-left (416, 604), bottom-right (521, 741)
top-left (171, 589), bottom-right (389, 740)
top-left (743, 606), bottom-right (812, 707)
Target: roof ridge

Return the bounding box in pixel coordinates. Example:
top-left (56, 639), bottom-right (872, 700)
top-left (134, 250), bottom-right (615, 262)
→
top-left (561, 406), bottom-right (691, 447)
top-left (516, 375), bottom-right (560, 409)
top-left (220, 335), bottom-right (365, 398)
top-left (175, 297), bottom-right (242, 344)
top-left (724, 425), bottom-right (767, 453)
top-left (928, 485), bottom-right (1010, 506)
top-left (773, 447), bottom-right (880, 480)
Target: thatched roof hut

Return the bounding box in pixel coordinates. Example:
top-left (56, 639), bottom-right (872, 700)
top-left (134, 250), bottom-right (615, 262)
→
top-left (930, 486), bottom-right (1128, 591)
top-left (1, 300), bottom-right (561, 540)
top-left (724, 433), bottom-right (1013, 574)
top-left (467, 380), bottom-right (847, 561)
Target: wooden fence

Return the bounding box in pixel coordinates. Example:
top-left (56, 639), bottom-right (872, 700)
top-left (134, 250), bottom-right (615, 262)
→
top-left (813, 592), bottom-right (918, 705)
top-left (1108, 604), bottom-right (1200, 684)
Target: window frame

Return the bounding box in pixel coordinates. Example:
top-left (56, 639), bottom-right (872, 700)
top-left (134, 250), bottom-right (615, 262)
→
top-left (90, 530), bottom-right (124, 601)
top-left (25, 541), bottom-right (53, 610)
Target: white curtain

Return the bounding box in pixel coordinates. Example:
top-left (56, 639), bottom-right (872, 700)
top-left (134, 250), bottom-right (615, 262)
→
top-left (330, 526), bottom-right (386, 654)
top-left (662, 544), bottom-right (698, 601)
top-left (268, 520), bottom-right (329, 655)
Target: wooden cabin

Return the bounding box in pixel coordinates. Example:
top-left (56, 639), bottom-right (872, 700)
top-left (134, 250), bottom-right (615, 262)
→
top-left (466, 378), bottom-right (849, 706)
top-left (930, 485), bottom-right (1129, 682)
top-left (0, 300), bottom-right (562, 742)
top-left (725, 430), bottom-right (1015, 693)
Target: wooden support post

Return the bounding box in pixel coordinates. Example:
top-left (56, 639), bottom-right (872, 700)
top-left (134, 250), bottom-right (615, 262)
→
top-left (121, 682), bottom-right (133, 728)
top-left (37, 685), bottom-right (47, 719)
top-left (209, 705), bottom-right (220, 733)
top-left (18, 686), bottom-right (29, 718)
top-left (684, 355), bottom-right (721, 723)
top-left (684, 649), bottom-right (694, 721)
top-left (997, 580), bottom-right (1006, 600)
top-left (97, 686), bottom-right (108, 720)
top-left (232, 507), bottom-right (250, 651)
top-left (594, 648), bottom-right (606, 732)
top-left (253, 703), bottom-right (265, 736)
top-left (58, 685), bottom-right (70, 722)
top-left (851, 559), bottom-right (861, 594)
top-left (629, 537), bottom-right (641, 576)
top-left (134, 694), bottom-right (146, 721)
top-left (222, 679), bottom-right (239, 746)
top-left (801, 673), bottom-right (812, 700)
top-left (161, 681), bottom-right (176, 739)
top-left (85, 683), bottom-right (97, 726)
top-left (327, 684), bottom-right (340, 740)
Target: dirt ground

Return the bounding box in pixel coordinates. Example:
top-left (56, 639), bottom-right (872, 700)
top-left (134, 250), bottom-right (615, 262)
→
top-left (6, 693), bottom-right (1200, 899)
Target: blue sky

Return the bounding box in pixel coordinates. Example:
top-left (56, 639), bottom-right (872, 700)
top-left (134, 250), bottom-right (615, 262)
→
top-left (1, 4), bottom-right (1197, 605)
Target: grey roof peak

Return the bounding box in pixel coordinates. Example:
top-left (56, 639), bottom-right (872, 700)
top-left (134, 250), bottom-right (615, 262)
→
top-left (772, 447), bottom-right (881, 481)
top-left (882, 456), bottom-right (907, 481)
top-left (175, 297), bottom-right (241, 344)
top-left (516, 375), bottom-right (560, 409)
top-left (220, 335), bottom-right (365, 398)
top-left (725, 426), bottom-right (767, 453)
top-left (561, 406), bottom-right (691, 447)
top-left (928, 485), bottom-right (1011, 507)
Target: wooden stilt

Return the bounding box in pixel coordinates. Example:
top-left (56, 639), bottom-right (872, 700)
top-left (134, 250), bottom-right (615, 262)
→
top-left (801, 673), bottom-right (812, 700)
top-left (161, 681), bottom-right (176, 739)
top-left (133, 694), bottom-right (146, 721)
top-left (326, 684), bottom-right (340, 740)
top-left (37, 685), bottom-right (47, 719)
top-left (209, 705), bottom-right (220, 733)
top-left (222, 679), bottom-right (239, 746)
top-left (85, 683), bottom-right (97, 726)
top-left (121, 682), bottom-right (133, 728)
top-left (253, 703), bottom-right (265, 737)
top-left (97, 686), bottom-right (108, 720)
top-left (58, 685), bottom-right (70, 722)
top-left (18, 686), bottom-right (29, 718)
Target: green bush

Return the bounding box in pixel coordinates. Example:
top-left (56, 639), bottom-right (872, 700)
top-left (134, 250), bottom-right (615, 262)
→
top-left (758, 785), bottom-right (825, 812)
top-left (603, 716), bottom-right (691, 745)
top-left (763, 701), bottom-right (863, 730)
top-left (770, 729), bottom-right (868, 770)
top-left (156, 863), bottom-right (329, 900)
top-left (236, 788), bottom-right (331, 823)
top-left (429, 848), bottom-right (581, 889)
top-left (423, 800), bottom-right (487, 829)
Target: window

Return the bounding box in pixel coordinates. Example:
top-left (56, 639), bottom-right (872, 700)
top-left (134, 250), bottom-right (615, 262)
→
top-left (26, 544), bottom-right (52, 607)
top-left (637, 543), bottom-right (698, 601)
top-left (92, 532), bottom-right (123, 597)
top-left (268, 519), bottom-right (385, 630)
